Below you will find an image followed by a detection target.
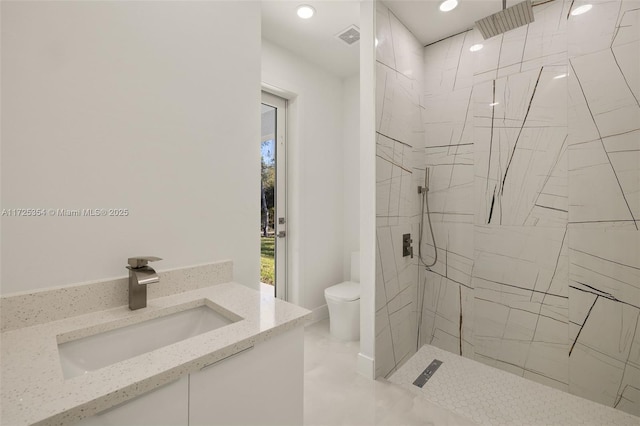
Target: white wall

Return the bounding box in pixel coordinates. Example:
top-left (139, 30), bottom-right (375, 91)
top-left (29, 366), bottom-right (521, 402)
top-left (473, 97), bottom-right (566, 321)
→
top-left (342, 74), bottom-right (360, 281)
top-left (1, 1), bottom-right (261, 294)
top-left (358, 0), bottom-right (376, 379)
top-left (261, 40), bottom-right (346, 312)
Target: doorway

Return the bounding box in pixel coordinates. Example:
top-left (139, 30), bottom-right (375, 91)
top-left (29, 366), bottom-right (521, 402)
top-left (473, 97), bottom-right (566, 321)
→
top-left (260, 91), bottom-right (287, 299)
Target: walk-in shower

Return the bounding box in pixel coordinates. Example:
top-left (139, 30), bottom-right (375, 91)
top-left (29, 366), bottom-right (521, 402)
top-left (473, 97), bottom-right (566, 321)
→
top-left (378, 0), bottom-right (639, 417)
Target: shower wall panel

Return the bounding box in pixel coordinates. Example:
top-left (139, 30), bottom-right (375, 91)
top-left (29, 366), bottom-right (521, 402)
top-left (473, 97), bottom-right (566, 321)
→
top-left (567, 0), bottom-right (639, 414)
top-left (374, 2), bottom-right (424, 378)
top-left (470, 0), bottom-right (571, 392)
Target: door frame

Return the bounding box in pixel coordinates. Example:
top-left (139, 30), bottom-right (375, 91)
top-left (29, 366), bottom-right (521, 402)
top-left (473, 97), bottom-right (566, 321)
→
top-left (261, 91), bottom-right (287, 300)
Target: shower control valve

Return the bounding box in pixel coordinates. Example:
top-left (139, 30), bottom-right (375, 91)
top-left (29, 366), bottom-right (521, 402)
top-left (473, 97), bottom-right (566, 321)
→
top-left (402, 233), bottom-right (413, 258)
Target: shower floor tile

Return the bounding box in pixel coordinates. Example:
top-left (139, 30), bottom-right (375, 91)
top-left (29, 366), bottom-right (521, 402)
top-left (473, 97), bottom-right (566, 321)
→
top-left (389, 345), bottom-right (639, 426)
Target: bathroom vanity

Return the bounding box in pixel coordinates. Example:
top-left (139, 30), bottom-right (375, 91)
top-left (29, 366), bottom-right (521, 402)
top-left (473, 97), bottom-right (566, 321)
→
top-left (76, 326), bottom-right (303, 426)
top-left (0, 277), bottom-right (310, 425)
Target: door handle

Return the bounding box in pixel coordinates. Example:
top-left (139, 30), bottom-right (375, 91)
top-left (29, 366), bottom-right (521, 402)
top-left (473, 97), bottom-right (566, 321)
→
top-left (277, 231), bottom-right (286, 238)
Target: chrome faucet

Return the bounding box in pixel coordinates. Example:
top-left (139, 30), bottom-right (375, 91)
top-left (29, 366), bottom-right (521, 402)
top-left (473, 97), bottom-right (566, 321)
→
top-left (126, 256), bottom-right (162, 310)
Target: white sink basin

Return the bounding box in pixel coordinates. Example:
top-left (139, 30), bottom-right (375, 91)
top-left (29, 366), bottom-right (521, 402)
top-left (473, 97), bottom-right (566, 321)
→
top-left (58, 304), bottom-right (235, 379)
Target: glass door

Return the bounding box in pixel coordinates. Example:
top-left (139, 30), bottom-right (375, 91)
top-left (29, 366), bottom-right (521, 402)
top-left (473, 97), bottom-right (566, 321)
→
top-left (260, 91), bottom-right (287, 299)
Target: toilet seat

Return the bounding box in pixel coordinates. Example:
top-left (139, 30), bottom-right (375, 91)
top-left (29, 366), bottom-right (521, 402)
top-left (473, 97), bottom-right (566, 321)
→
top-left (325, 281), bottom-right (360, 302)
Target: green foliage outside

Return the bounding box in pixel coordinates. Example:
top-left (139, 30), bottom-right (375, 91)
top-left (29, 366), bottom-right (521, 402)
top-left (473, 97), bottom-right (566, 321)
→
top-left (261, 139), bottom-right (276, 285)
top-left (260, 237), bottom-right (275, 285)
top-left (261, 141), bottom-right (276, 232)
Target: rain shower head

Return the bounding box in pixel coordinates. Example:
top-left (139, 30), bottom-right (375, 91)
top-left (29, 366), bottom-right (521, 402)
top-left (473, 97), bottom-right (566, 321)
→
top-left (475, 0), bottom-right (534, 40)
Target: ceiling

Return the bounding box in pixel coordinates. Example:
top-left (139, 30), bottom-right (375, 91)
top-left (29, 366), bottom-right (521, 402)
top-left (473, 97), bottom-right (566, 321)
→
top-left (261, 1), bottom-right (360, 78)
top-left (261, 1), bottom-right (528, 77)
top-left (384, 0), bottom-right (530, 46)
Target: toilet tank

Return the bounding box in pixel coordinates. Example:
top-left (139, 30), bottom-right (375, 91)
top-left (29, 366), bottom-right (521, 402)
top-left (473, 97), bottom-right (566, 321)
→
top-left (351, 252), bottom-right (360, 283)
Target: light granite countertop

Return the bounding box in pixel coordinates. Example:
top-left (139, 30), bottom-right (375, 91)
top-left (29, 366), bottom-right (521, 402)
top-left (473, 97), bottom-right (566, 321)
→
top-left (0, 282), bottom-right (311, 426)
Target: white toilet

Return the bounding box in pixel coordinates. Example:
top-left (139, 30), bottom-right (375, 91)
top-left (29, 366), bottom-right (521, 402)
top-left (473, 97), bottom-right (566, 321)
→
top-left (324, 252), bottom-right (360, 341)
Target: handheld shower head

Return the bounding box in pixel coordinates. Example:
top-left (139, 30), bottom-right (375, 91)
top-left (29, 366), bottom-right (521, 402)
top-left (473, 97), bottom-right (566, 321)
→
top-left (418, 167), bottom-right (430, 194)
top-left (417, 165), bottom-right (437, 269)
top-left (424, 167), bottom-right (430, 192)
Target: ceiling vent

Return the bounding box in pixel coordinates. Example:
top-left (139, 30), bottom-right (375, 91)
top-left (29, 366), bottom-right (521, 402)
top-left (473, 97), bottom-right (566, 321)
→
top-left (336, 25), bottom-right (360, 45)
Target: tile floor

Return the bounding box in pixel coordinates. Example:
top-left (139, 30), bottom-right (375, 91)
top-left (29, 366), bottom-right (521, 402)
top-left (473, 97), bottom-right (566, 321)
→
top-left (304, 320), bottom-right (475, 425)
top-left (305, 320), bottom-right (640, 425)
top-left (389, 345), bottom-right (640, 426)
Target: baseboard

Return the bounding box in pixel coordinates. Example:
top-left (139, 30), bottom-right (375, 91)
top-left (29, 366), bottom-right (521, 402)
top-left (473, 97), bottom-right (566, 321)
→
top-left (305, 304), bottom-right (329, 325)
top-left (357, 352), bottom-right (375, 379)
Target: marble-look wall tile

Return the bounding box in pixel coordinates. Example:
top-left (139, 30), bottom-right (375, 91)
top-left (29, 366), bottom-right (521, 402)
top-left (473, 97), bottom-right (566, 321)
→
top-left (570, 50), bottom-right (640, 138)
top-left (423, 88), bottom-right (474, 147)
top-left (422, 30), bottom-right (477, 349)
top-left (417, 222), bottom-right (475, 357)
top-left (472, 226), bottom-right (569, 391)
top-left (421, 28), bottom-right (477, 367)
top-left (389, 282), bottom-right (418, 367)
top-left (375, 241), bottom-right (387, 311)
top-left (568, 136), bottom-right (639, 226)
top-left (419, 273), bottom-right (474, 357)
top-left (389, 10), bottom-right (424, 86)
top-left (378, 227), bottom-right (399, 301)
top-left (568, 0), bottom-right (639, 58)
top-left (375, 2), bottom-right (395, 70)
top-left (568, 44), bottom-right (639, 227)
top-left (375, 1), bottom-right (424, 378)
top-left (417, 222), bottom-right (474, 287)
top-left (424, 30), bottom-right (475, 96)
top-left (520, 0), bottom-right (569, 71)
top-left (375, 305), bottom-right (397, 378)
top-left (567, 0), bottom-right (639, 230)
top-left (423, 86), bottom-right (475, 224)
top-left (376, 63), bottom-right (424, 149)
top-left (475, 66), bottom-right (568, 227)
top-left (568, 229), bottom-right (640, 415)
top-left (425, 146), bottom-right (475, 223)
top-left (376, 132), bottom-right (417, 226)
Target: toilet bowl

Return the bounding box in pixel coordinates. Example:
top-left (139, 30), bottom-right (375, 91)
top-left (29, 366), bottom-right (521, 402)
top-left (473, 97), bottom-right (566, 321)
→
top-left (324, 252), bottom-right (360, 341)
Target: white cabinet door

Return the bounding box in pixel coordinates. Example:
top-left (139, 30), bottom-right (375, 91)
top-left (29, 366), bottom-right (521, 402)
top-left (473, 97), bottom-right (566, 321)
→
top-left (76, 376), bottom-right (189, 426)
top-left (189, 326), bottom-right (304, 426)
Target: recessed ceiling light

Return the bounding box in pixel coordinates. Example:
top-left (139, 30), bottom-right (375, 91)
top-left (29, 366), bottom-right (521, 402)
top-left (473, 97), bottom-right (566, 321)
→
top-left (470, 44), bottom-right (484, 52)
top-left (554, 73), bottom-right (568, 79)
top-left (489, 102), bottom-right (499, 107)
top-left (439, 0), bottom-right (459, 12)
top-left (297, 5), bottom-right (315, 19)
top-left (570, 4), bottom-right (592, 16)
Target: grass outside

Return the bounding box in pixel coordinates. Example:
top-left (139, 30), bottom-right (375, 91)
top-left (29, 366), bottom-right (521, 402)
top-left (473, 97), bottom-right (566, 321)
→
top-left (260, 237), bottom-right (275, 285)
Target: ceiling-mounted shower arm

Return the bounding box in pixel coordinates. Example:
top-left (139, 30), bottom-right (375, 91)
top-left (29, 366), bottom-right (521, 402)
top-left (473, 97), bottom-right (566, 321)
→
top-left (475, 0), bottom-right (535, 40)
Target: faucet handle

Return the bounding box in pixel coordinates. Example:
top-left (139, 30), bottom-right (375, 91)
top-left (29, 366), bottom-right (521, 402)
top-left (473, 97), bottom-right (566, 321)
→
top-left (128, 256), bottom-right (162, 268)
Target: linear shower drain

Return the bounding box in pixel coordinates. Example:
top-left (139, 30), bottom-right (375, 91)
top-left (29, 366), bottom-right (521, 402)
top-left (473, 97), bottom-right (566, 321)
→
top-left (412, 359), bottom-right (443, 388)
